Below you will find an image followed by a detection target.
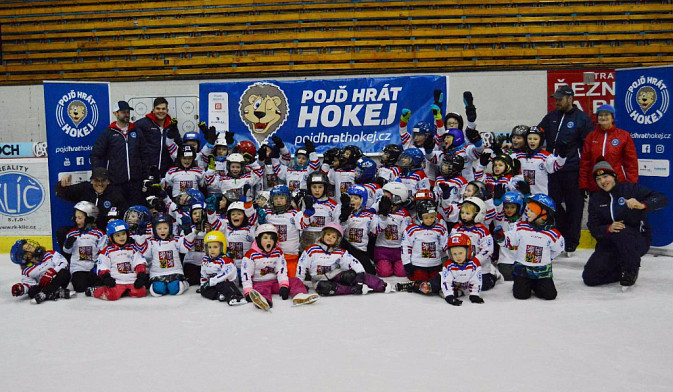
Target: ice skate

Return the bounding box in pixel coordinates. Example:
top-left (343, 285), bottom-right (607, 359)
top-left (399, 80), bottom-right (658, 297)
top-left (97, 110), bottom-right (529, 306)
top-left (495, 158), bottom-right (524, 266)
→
top-left (248, 289), bottom-right (270, 311)
top-left (54, 288), bottom-right (75, 300)
top-left (353, 284), bottom-right (372, 295)
top-left (85, 286), bottom-right (99, 297)
top-left (395, 281), bottom-right (415, 292)
top-left (383, 282), bottom-right (394, 293)
top-left (228, 296), bottom-right (247, 306)
top-left (292, 293), bottom-right (319, 306)
top-left (31, 292), bottom-right (47, 304)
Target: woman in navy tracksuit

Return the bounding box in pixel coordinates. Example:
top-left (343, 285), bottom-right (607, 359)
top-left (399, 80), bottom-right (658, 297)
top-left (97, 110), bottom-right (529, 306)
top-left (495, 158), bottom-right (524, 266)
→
top-left (583, 160), bottom-right (668, 288)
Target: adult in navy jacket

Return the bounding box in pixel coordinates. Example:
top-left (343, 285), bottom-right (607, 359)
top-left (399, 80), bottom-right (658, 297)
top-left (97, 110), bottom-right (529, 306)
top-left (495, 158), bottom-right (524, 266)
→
top-left (90, 101), bottom-right (147, 206)
top-left (538, 85), bottom-right (593, 254)
top-left (133, 97), bottom-right (181, 177)
top-left (583, 160), bottom-right (668, 288)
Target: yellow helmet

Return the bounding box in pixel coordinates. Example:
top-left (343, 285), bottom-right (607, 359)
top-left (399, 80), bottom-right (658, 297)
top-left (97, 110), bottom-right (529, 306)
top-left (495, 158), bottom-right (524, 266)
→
top-left (204, 230), bottom-right (227, 252)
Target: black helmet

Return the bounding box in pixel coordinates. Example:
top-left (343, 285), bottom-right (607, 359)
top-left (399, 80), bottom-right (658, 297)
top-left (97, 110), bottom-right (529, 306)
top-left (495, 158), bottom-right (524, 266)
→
top-left (444, 112), bottom-right (464, 131)
top-left (307, 171), bottom-right (330, 188)
top-left (467, 180), bottom-right (490, 201)
top-left (492, 154), bottom-right (514, 175)
top-left (381, 144), bottom-right (403, 166)
top-left (511, 125), bottom-right (530, 138)
top-left (340, 145), bottom-right (363, 171)
top-left (323, 147), bottom-right (341, 166)
top-left (439, 154), bottom-right (465, 178)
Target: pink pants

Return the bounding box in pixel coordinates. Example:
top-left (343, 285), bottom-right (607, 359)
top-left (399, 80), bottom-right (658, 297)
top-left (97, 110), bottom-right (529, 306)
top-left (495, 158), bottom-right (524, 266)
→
top-left (252, 278), bottom-right (307, 304)
top-left (374, 246), bottom-right (406, 277)
top-left (93, 283), bottom-right (147, 301)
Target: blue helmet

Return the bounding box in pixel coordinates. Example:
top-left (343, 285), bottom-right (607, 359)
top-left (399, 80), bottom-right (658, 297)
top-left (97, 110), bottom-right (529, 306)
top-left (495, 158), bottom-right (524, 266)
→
top-left (124, 205), bottom-right (150, 234)
top-left (10, 239), bottom-right (27, 265)
top-left (151, 214), bottom-right (173, 239)
top-left (399, 148), bottom-right (424, 169)
top-left (261, 138), bottom-right (276, 151)
top-left (106, 219), bottom-right (129, 238)
top-left (444, 128), bottom-right (465, 149)
top-left (528, 193), bottom-right (556, 213)
top-left (502, 191), bottom-right (525, 216)
top-left (270, 185), bottom-right (291, 213)
top-left (412, 121), bottom-right (434, 136)
top-left (186, 189), bottom-right (205, 204)
top-left (183, 131), bottom-right (200, 144)
top-left (347, 184), bottom-right (368, 207)
top-left (355, 157), bottom-right (377, 184)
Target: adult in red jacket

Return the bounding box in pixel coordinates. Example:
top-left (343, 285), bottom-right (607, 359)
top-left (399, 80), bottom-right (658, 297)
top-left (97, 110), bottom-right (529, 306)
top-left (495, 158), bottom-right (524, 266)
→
top-left (579, 104), bottom-right (639, 192)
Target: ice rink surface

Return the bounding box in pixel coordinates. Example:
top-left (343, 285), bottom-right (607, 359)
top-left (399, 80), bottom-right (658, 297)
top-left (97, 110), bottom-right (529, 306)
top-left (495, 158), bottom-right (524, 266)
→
top-left (1, 250), bottom-right (672, 392)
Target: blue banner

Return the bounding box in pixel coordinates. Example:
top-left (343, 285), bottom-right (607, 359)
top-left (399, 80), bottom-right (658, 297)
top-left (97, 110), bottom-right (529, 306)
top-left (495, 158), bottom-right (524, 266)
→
top-left (44, 81), bottom-right (110, 248)
top-left (199, 75), bottom-right (447, 154)
top-left (616, 66), bottom-right (673, 248)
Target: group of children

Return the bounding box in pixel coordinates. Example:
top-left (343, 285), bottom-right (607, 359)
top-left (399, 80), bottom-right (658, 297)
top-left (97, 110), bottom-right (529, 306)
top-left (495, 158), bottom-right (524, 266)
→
top-left (10, 91), bottom-right (569, 308)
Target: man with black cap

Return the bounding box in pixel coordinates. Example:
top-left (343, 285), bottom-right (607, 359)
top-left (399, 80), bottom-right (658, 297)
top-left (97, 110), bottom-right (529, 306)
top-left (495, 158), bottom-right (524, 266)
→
top-left (90, 100), bottom-right (148, 205)
top-left (54, 167), bottom-right (128, 246)
top-left (538, 85), bottom-right (594, 256)
top-left (583, 159), bottom-right (668, 289)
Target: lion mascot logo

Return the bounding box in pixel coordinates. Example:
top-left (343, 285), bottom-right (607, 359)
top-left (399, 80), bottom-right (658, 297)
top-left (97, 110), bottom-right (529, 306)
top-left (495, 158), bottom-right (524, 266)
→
top-left (239, 83), bottom-right (289, 144)
top-left (636, 86), bottom-right (657, 114)
top-left (67, 100), bottom-right (88, 127)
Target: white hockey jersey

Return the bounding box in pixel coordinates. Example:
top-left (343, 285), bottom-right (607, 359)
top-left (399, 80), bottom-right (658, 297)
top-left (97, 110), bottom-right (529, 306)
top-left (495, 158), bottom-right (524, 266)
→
top-left (440, 259), bottom-right (482, 297)
top-left (342, 209), bottom-right (379, 251)
top-left (240, 244), bottom-right (289, 295)
top-left (275, 152), bottom-right (320, 193)
top-left (514, 150), bottom-right (566, 195)
top-left (375, 208), bottom-right (411, 248)
top-left (142, 233), bottom-right (195, 279)
top-left (296, 243), bottom-right (365, 279)
top-left (299, 198), bottom-right (340, 233)
top-left (264, 209), bottom-right (303, 256)
top-left (97, 243), bottom-right (147, 285)
top-left (450, 223), bottom-right (494, 274)
top-left (162, 166), bottom-right (206, 198)
top-left (19, 250), bottom-right (69, 291)
top-left (200, 255), bottom-right (238, 287)
top-left (502, 222), bottom-right (565, 267)
top-left (63, 227), bottom-right (107, 273)
top-left (401, 223), bottom-right (449, 268)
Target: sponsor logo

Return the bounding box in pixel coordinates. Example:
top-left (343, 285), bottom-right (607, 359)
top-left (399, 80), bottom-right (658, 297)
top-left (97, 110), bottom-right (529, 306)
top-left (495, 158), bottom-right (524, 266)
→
top-left (0, 172), bottom-right (45, 216)
top-left (611, 139), bottom-right (620, 146)
top-left (624, 75), bottom-right (669, 125)
top-left (55, 90), bottom-right (100, 137)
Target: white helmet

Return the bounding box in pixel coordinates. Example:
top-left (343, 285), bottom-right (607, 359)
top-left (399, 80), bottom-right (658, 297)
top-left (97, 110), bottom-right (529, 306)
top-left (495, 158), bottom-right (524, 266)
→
top-left (227, 201), bottom-right (246, 213)
top-left (226, 153), bottom-right (246, 164)
top-left (462, 197), bottom-right (487, 223)
top-left (214, 133), bottom-right (228, 148)
top-left (255, 223), bottom-right (277, 238)
top-left (74, 201), bottom-right (99, 222)
top-left (382, 182), bottom-right (409, 205)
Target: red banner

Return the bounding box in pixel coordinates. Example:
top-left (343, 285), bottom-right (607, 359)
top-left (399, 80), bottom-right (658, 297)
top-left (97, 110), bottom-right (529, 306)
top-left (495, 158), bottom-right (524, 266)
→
top-left (547, 69), bottom-right (615, 124)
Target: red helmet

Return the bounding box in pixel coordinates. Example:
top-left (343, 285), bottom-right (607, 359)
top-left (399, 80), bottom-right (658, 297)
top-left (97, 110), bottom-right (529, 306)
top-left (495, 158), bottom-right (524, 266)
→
top-left (234, 141), bottom-right (257, 163)
top-left (414, 189), bottom-right (435, 203)
top-left (447, 233), bottom-right (472, 259)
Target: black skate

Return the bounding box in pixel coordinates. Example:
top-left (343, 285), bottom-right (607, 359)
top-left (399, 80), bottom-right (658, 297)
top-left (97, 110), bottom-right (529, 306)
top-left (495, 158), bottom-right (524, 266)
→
top-left (54, 288), bottom-right (75, 300)
top-left (31, 292), bottom-right (47, 304)
top-left (620, 270), bottom-right (638, 291)
top-left (395, 281), bottom-right (415, 292)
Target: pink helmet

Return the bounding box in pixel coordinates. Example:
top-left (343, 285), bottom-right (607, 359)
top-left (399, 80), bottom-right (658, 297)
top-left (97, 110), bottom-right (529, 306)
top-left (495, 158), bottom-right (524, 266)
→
top-left (322, 222), bottom-right (344, 237)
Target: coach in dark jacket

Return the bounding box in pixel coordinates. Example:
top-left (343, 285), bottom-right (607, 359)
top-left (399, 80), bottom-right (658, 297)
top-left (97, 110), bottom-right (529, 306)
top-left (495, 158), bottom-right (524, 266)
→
top-left (134, 97), bottom-right (181, 177)
top-left (538, 85), bottom-right (594, 254)
top-left (583, 160), bottom-right (668, 288)
top-left (90, 101), bottom-right (147, 205)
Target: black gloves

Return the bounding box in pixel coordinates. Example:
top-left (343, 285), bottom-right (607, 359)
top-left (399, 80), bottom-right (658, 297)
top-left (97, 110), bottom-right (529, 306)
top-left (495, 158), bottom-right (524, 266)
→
top-left (439, 183), bottom-right (453, 200)
top-left (199, 122), bottom-right (218, 146)
top-left (102, 273), bottom-right (116, 288)
top-left (445, 295), bottom-right (463, 306)
top-left (492, 134), bottom-right (507, 155)
top-left (165, 118), bottom-right (180, 140)
top-left (492, 225), bottom-right (505, 243)
top-left (479, 151), bottom-right (491, 167)
top-left (423, 134), bottom-right (435, 151)
top-left (258, 146), bottom-right (267, 162)
top-left (64, 235), bottom-right (77, 249)
top-left (434, 89), bottom-right (444, 106)
top-left (303, 195), bottom-right (314, 211)
top-left (180, 216), bottom-right (192, 235)
top-left (304, 139), bottom-right (315, 154)
top-left (339, 194), bottom-right (352, 222)
top-left (378, 196), bottom-right (392, 216)
top-left (556, 141), bottom-right (569, 158)
top-left (279, 286), bottom-right (290, 300)
top-left (516, 180), bottom-right (531, 196)
top-left (272, 136), bottom-right (285, 150)
top-left (469, 295), bottom-right (484, 304)
top-left (463, 91), bottom-right (477, 123)
top-left (465, 127), bottom-right (481, 144)
top-left (134, 272), bottom-right (149, 289)
top-left (493, 183), bottom-right (507, 202)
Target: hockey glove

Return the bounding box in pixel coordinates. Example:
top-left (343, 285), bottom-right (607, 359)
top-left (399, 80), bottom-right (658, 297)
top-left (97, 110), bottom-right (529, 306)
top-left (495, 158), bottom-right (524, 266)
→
top-left (479, 151), bottom-right (491, 167)
top-left (134, 272), bottom-right (149, 289)
top-left (205, 195), bottom-right (218, 212)
top-left (556, 141), bottom-right (569, 158)
top-left (166, 118), bottom-right (180, 140)
top-left (515, 180), bottom-right (531, 196)
top-left (101, 273), bottom-right (116, 288)
top-left (303, 195), bottom-right (315, 217)
top-left (431, 104), bottom-right (442, 121)
top-left (39, 268), bottom-right (57, 288)
top-left (492, 225), bottom-right (505, 243)
top-left (493, 184), bottom-right (507, 203)
top-left (243, 184), bottom-right (253, 202)
top-left (423, 134), bottom-right (436, 151)
top-left (492, 134), bottom-right (507, 155)
top-left (434, 89), bottom-right (444, 106)
top-left (339, 195), bottom-right (352, 222)
top-left (378, 196), bottom-right (392, 216)
top-left (445, 295), bottom-right (463, 306)
top-left (463, 91), bottom-right (477, 123)
top-left (439, 183), bottom-right (453, 200)
top-left (225, 131), bottom-right (235, 146)
top-left (465, 127), bottom-right (481, 144)
top-left (304, 139), bottom-right (316, 154)
top-left (400, 108), bottom-right (411, 126)
top-left (207, 155), bottom-right (216, 171)
top-left (271, 136), bottom-right (285, 149)
top-left (64, 235), bottom-right (77, 250)
top-left (279, 286), bottom-right (290, 300)
top-left (258, 146), bottom-right (267, 162)
top-left (469, 295), bottom-right (484, 304)
top-left (11, 283), bottom-right (25, 297)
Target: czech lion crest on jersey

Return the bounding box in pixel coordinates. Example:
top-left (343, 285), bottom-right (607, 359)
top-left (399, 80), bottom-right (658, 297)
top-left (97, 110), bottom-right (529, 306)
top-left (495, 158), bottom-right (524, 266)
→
top-left (239, 82), bottom-right (289, 145)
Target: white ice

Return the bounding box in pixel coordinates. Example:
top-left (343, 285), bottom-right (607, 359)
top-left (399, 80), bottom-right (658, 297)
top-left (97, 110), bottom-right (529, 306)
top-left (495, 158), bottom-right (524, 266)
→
top-left (1, 250), bottom-right (672, 392)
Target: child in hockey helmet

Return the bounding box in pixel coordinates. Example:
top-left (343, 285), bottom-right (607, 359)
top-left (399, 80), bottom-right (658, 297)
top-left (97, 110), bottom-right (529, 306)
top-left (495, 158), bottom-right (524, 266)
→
top-left (270, 185), bottom-right (292, 214)
top-left (411, 121), bottom-right (434, 148)
top-left (398, 148), bottom-right (424, 173)
top-left (464, 180), bottom-right (490, 201)
top-left (460, 197), bottom-right (487, 226)
top-left (319, 222), bottom-right (343, 250)
top-left (73, 201), bottom-right (99, 230)
top-left (441, 233), bottom-right (484, 305)
top-left (200, 230), bottom-right (245, 304)
top-left (510, 125), bottom-right (530, 152)
top-left (502, 191), bottom-right (525, 221)
top-left (124, 205), bottom-right (151, 236)
top-left (213, 133), bottom-right (230, 162)
top-left (10, 239), bottom-right (47, 267)
top-left (526, 193), bottom-right (556, 229)
top-left (255, 224), bottom-right (279, 253)
top-left (347, 184), bottom-right (368, 214)
top-left (177, 144), bottom-right (197, 169)
top-left (444, 112), bottom-right (464, 131)
top-left (227, 201), bottom-right (250, 229)
top-left (492, 154), bottom-right (514, 177)
top-left (381, 182), bottom-right (409, 207)
top-left (381, 144), bottom-right (403, 166)
top-left (323, 147), bottom-right (341, 168)
top-left (447, 233), bottom-right (472, 264)
top-left (307, 171), bottom-right (329, 200)
top-left (182, 131), bottom-right (200, 151)
top-left (226, 153), bottom-right (246, 179)
top-left (442, 128), bottom-right (465, 151)
top-left (417, 200), bottom-right (438, 228)
top-left (355, 157), bottom-right (377, 184)
top-left (151, 214), bottom-right (173, 240)
top-left (107, 219), bottom-right (131, 246)
top-left (439, 154), bottom-right (465, 178)
top-left (10, 238), bottom-right (72, 303)
top-left (340, 145), bottom-right (363, 171)
top-left (526, 126), bottom-right (545, 155)
top-left (233, 141), bottom-right (257, 164)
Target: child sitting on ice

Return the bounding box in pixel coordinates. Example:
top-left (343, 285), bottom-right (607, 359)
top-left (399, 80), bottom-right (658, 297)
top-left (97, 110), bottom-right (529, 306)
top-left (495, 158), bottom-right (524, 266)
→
top-left (199, 230), bottom-right (245, 305)
top-left (10, 239), bottom-right (73, 304)
top-left (297, 223), bottom-right (391, 296)
top-left (241, 224), bottom-right (319, 310)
